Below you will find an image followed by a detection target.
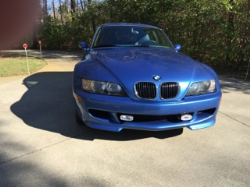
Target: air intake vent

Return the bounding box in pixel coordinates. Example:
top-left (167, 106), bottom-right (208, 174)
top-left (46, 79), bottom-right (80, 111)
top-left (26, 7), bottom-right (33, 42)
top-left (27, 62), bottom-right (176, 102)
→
top-left (161, 82), bottom-right (179, 99)
top-left (135, 82), bottom-right (156, 99)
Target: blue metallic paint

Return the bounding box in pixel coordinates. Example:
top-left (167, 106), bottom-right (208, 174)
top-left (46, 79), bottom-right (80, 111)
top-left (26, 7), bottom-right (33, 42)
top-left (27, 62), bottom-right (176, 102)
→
top-left (73, 23), bottom-right (222, 132)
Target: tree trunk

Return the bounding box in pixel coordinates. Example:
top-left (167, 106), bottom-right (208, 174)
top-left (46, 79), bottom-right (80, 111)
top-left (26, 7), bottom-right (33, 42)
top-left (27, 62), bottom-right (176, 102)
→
top-left (88, 0), bottom-right (96, 32)
top-left (51, 0), bottom-right (56, 19)
top-left (71, 0), bottom-right (76, 13)
top-left (43, 0), bottom-right (48, 17)
top-left (233, 0), bottom-right (250, 70)
top-left (225, 0), bottom-right (235, 65)
top-left (80, 0), bottom-right (84, 11)
top-left (71, 0), bottom-right (76, 20)
top-left (65, 0), bottom-right (70, 13)
top-left (59, 0), bottom-right (64, 24)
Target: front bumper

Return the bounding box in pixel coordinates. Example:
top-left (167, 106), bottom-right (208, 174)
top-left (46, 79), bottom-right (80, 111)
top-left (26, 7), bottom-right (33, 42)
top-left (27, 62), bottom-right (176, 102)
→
top-left (74, 91), bottom-right (221, 132)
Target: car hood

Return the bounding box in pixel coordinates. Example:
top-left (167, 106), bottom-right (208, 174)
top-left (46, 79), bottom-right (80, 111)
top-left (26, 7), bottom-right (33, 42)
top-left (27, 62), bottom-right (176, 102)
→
top-left (91, 47), bottom-right (200, 83)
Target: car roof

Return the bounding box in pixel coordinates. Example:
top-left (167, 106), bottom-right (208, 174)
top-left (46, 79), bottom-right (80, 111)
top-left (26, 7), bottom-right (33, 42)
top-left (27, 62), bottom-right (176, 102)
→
top-left (100, 23), bottom-right (160, 29)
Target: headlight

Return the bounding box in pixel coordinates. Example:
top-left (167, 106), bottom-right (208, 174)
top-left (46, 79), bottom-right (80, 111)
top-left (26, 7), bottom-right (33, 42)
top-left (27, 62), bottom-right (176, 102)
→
top-left (82, 79), bottom-right (126, 96)
top-left (186, 79), bottom-right (216, 96)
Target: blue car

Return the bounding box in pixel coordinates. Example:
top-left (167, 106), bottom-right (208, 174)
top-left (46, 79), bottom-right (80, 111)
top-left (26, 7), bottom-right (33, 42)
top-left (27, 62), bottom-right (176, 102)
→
top-left (73, 23), bottom-right (222, 132)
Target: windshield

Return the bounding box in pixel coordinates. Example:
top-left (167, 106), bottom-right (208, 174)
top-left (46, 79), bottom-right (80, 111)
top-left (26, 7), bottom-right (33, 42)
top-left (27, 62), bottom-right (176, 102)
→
top-left (92, 26), bottom-right (174, 49)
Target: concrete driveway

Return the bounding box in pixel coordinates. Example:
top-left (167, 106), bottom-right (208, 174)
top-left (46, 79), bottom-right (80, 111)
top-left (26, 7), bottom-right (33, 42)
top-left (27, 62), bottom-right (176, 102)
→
top-left (0, 50), bottom-right (249, 187)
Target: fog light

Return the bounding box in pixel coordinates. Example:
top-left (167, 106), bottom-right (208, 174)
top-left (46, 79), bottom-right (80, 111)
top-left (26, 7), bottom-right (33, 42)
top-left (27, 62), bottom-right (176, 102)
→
top-left (180, 114), bottom-right (193, 121)
top-left (120, 115), bottom-right (134, 121)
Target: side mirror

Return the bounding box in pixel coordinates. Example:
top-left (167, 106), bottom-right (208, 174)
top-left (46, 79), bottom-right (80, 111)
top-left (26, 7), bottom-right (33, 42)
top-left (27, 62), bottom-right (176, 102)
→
top-left (79, 41), bottom-right (89, 53)
top-left (174, 44), bottom-right (181, 51)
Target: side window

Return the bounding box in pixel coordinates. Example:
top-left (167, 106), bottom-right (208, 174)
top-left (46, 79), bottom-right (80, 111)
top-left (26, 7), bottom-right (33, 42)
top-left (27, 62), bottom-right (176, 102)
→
top-left (149, 30), bottom-right (169, 46)
top-left (147, 30), bottom-right (157, 42)
top-left (156, 30), bottom-right (164, 46)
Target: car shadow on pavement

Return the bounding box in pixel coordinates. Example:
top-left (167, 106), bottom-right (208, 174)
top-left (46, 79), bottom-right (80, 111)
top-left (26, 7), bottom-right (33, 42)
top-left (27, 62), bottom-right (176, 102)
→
top-left (219, 75), bottom-right (250, 94)
top-left (78, 128), bottom-right (183, 141)
top-left (11, 72), bottom-right (183, 141)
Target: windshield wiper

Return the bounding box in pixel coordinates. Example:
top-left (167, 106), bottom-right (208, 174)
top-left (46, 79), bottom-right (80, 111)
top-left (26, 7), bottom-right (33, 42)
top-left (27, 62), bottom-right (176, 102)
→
top-left (93, 44), bottom-right (116, 48)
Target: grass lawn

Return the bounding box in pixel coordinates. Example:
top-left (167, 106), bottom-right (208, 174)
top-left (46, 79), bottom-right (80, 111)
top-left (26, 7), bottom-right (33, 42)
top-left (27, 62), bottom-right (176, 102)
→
top-left (0, 57), bottom-right (47, 77)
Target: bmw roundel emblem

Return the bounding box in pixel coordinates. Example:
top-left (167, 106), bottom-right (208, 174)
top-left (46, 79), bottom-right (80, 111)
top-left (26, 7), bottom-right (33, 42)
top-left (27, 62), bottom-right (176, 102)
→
top-left (153, 75), bottom-right (161, 81)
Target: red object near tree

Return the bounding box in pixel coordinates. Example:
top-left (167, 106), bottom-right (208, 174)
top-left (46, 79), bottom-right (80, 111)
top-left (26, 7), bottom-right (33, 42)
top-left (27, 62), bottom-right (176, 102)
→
top-left (23, 44), bottom-right (28, 49)
top-left (38, 40), bottom-right (42, 45)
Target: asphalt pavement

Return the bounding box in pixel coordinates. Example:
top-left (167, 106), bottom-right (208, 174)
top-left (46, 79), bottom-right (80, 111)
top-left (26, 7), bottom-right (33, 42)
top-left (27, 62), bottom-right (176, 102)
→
top-left (0, 50), bottom-right (249, 187)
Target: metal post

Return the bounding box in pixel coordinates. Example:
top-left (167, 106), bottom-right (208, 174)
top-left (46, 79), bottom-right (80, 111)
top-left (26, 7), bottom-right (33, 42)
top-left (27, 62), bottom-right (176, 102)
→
top-left (40, 44), bottom-right (43, 58)
top-left (25, 48), bottom-right (30, 75)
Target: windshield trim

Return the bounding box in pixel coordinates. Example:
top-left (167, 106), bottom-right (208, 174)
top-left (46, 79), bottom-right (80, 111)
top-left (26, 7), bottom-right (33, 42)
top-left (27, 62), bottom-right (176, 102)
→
top-left (91, 25), bottom-right (175, 50)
